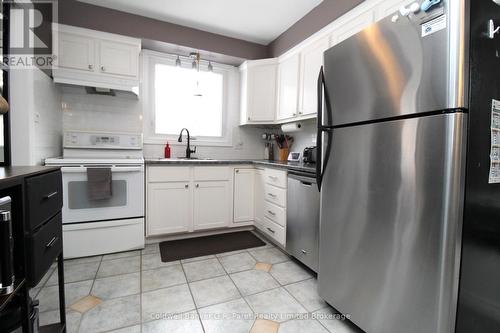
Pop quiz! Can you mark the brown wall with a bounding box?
[269,0,364,57]
[58,0,268,60]
[59,0,363,60]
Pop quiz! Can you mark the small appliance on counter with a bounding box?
[302,146,317,164]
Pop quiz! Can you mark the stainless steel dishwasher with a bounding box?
[286,170,320,272]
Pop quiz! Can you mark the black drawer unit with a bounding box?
[25,170,62,231]
[27,212,62,287]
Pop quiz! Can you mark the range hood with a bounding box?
[52,74,140,96]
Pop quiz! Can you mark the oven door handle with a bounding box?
[60,166,143,173]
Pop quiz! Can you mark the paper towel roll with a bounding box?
[281,122,302,133]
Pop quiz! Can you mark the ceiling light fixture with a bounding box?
[208,61,213,72]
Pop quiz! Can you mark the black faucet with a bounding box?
[177,128,196,158]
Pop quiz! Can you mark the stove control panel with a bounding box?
[64,131,142,150]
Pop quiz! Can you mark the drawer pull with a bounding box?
[267,210,276,216]
[301,249,307,254]
[266,227,275,234]
[44,191,58,200]
[267,193,277,198]
[46,237,58,249]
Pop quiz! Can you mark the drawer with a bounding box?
[194,166,230,181]
[26,170,63,231]
[148,166,190,182]
[27,212,62,287]
[264,200,286,227]
[264,184,286,207]
[265,168,287,189]
[256,217,285,246]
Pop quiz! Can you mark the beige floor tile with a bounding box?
[250,319,280,333]
[70,295,102,313]
[255,262,272,272]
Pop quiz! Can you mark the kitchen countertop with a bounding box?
[0,166,60,187]
[145,158,316,174]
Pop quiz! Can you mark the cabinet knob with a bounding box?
[293,113,297,116]
[236,169,239,173]
[88,64,93,70]
[101,66,106,71]
[185,184,189,189]
[248,117,251,121]
[298,111,303,115]
[196,184,199,188]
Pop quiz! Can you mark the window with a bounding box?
[143,51,233,146]
[154,65,223,137]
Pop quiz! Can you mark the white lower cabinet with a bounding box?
[254,169,265,224]
[146,166,233,236]
[146,165,287,243]
[147,182,191,235]
[233,168,255,223]
[194,181,231,230]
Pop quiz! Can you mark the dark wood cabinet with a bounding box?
[0,167,65,333]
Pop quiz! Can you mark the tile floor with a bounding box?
[31,233,362,333]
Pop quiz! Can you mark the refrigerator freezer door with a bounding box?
[318,112,466,333]
[323,6,467,127]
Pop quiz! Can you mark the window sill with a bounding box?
[144,137,233,147]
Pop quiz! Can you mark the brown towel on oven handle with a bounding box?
[87,168,112,200]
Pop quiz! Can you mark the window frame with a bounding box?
[142,50,233,147]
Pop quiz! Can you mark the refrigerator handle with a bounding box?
[316,67,324,190]
[316,66,334,191]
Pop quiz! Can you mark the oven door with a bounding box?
[60,165,144,224]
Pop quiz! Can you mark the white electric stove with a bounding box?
[45,131,145,258]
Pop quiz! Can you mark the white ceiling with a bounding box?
[77,0,323,45]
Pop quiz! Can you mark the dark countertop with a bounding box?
[0,166,61,187]
[145,158,316,174]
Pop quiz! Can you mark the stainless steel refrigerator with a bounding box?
[316,1,469,333]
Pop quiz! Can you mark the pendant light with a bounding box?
[189,52,203,97]
[175,55,181,67]
[208,61,213,72]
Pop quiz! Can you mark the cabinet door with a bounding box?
[330,11,374,46]
[277,54,300,121]
[247,63,277,122]
[233,169,255,223]
[194,181,230,230]
[375,0,414,21]
[98,40,139,77]
[147,182,191,236]
[58,32,95,71]
[254,169,265,224]
[299,37,330,116]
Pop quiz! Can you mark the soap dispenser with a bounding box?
[164,142,171,159]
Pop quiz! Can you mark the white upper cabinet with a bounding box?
[277,54,300,121]
[98,40,139,77]
[298,36,330,117]
[233,168,255,223]
[330,11,375,46]
[374,0,415,21]
[58,32,95,72]
[53,24,141,93]
[240,59,278,124]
